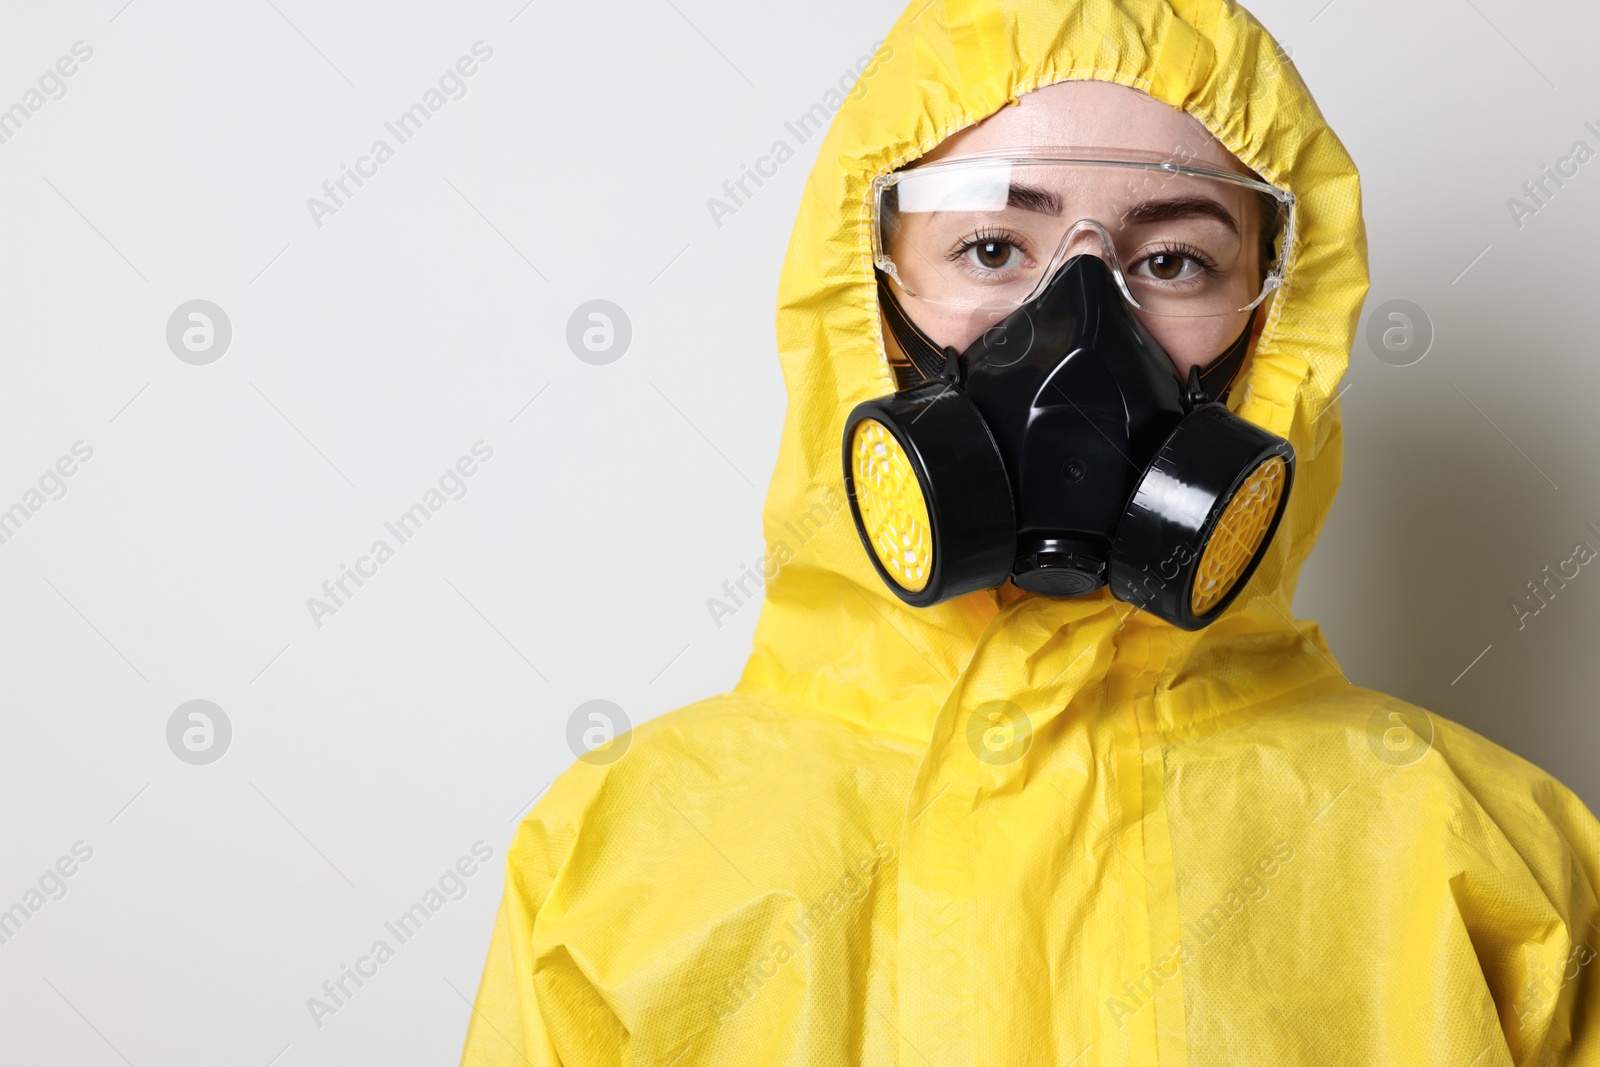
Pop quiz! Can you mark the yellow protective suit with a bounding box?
[462,1,1600,1063]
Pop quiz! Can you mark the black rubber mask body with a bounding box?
[843,254,1295,630]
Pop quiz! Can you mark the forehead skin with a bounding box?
[922,79,1256,179]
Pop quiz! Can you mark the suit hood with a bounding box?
[736,0,1370,742]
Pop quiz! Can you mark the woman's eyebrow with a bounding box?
[1005,183,1063,215]
[1001,186,1241,235]
[1120,196,1240,234]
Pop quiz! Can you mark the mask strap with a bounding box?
[877,271,955,384]
[1196,306,1259,405]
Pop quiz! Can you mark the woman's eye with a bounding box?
[963,240,1025,271]
[1140,252,1200,281]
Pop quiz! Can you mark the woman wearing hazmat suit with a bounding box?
[462,0,1600,1063]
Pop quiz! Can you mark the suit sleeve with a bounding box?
[1436,721,1600,1065]
[1518,775,1600,1066]
[460,801,576,1066]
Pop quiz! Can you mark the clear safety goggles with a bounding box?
[871,149,1296,319]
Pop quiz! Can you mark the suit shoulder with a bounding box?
[504,689,914,887]
[1196,683,1600,858]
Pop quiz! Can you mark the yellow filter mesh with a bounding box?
[850,419,933,592]
[1190,455,1287,617]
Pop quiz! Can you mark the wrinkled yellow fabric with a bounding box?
[462,1,1600,1063]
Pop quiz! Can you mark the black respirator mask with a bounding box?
[842,253,1294,631]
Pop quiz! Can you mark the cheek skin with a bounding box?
[929,304,1008,353]
[1138,310,1253,377]
[887,298,999,355]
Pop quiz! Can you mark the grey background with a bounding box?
[0,0,1595,1062]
